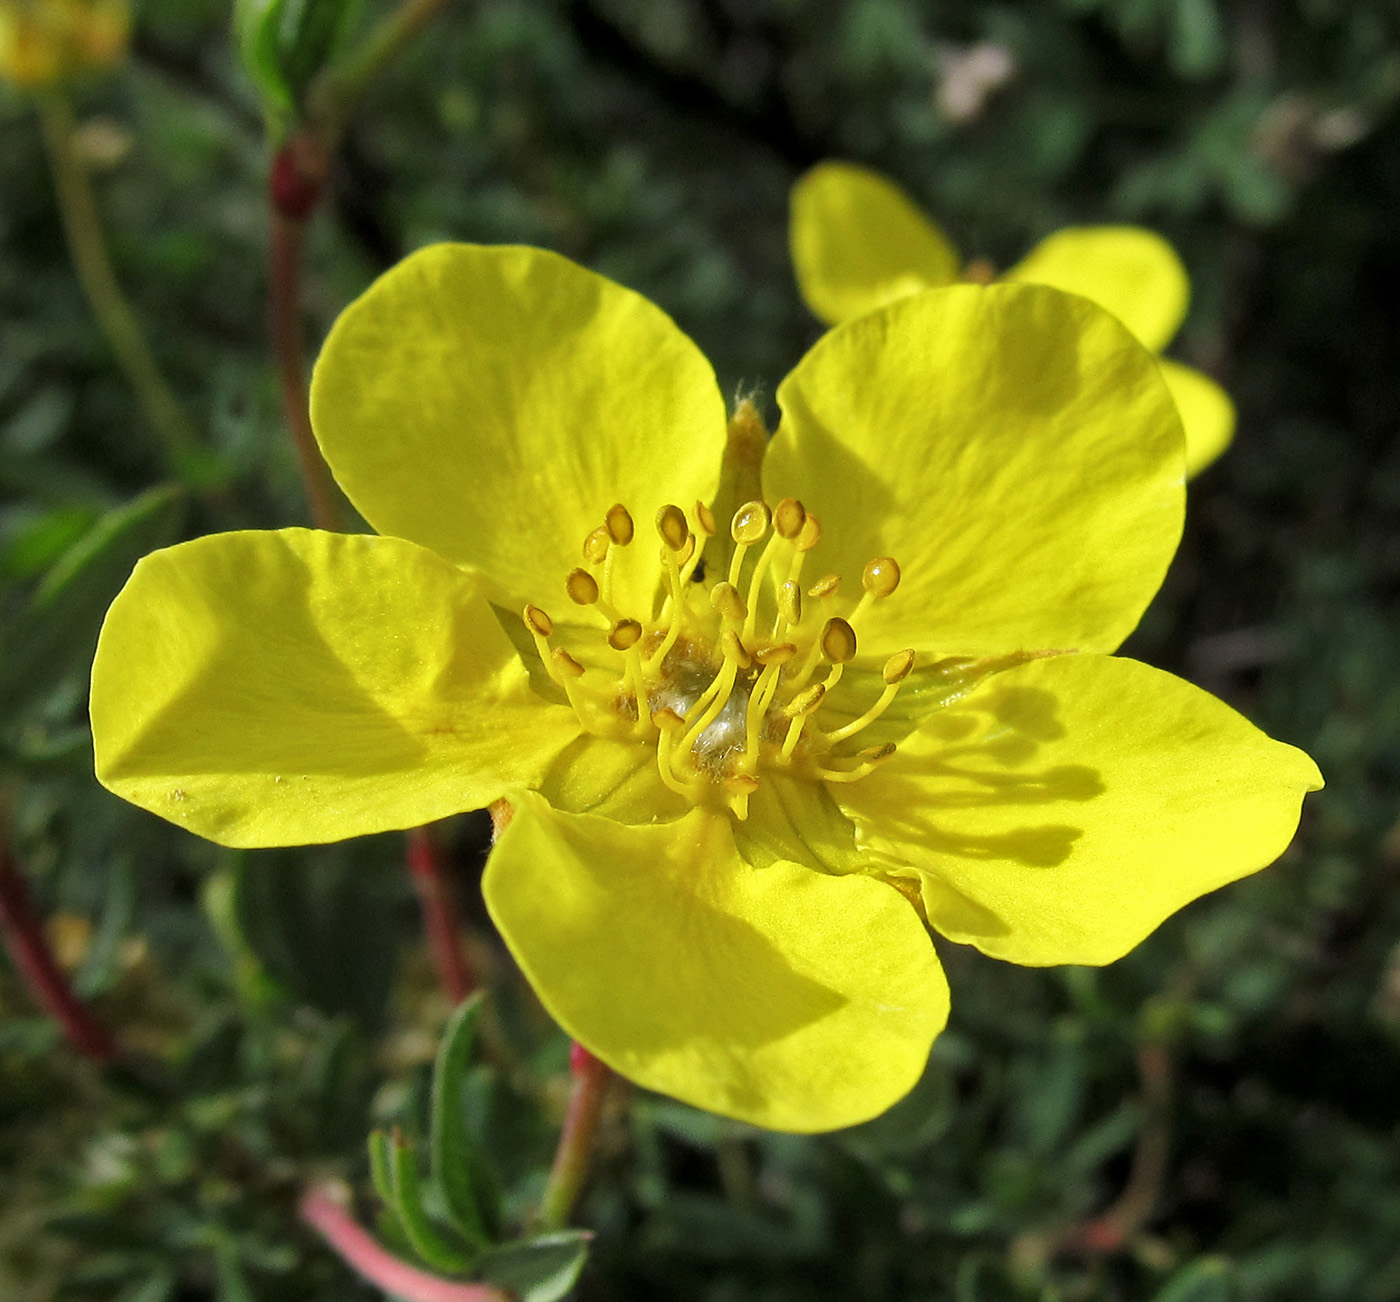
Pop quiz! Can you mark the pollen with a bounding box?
[521,494,912,818]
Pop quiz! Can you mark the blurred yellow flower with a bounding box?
[791,161,1235,475]
[90,244,1318,1131]
[0,0,129,88]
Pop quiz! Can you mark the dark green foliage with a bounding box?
[3,0,1400,1298]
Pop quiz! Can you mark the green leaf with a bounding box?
[234,0,296,117]
[430,993,498,1250]
[280,0,369,106]
[234,0,367,119]
[0,484,184,727]
[388,1132,475,1274]
[1153,1256,1236,1302]
[475,1231,592,1302]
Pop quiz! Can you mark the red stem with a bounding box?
[406,825,475,1004]
[300,1184,508,1301]
[0,837,120,1063]
[267,139,343,533]
[537,1042,613,1229]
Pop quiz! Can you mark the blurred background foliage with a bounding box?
[3,0,1400,1298]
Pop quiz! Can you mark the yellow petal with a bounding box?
[768,283,1185,657]
[834,654,1322,966]
[483,794,949,1132]
[310,244,728,616]
[790,162,960,326]
[1006,226,1189,354]
[1159,358,1235,476]
[91,529,581,847]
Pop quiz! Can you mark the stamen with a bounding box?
[774,580,802,639]
[780,682,825,760]
[656,504,690,552]
[605,503,635,546]
[742,531,784,641]
[710,581,748,626]
[725,772,760,820]
[727,499,771,588]
[808,574,841,600]
[784,512,822,587]
[695,500,717,538]
[820,742,897,783]
[773,497,806,540]
[820,649,915,744]
[522,604,560,682]
[583,527,610,565]
[551,647,598,719]
[850,556,902,624]
[817,616,857,695]
[676,532,702,584]
[608,619,643,651]
[566,567,600,606]
[654,707,697,797]
[742,645,794,765]
[678,632,747,754]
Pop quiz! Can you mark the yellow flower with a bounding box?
[0,0,129,88]
[790,161,1235,476]
[89,244,1319,1132]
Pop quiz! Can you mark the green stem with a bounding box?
[36,89,206,481]
[537,1043,612,1230]
[308,0,458,138]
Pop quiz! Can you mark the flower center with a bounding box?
[522,497,912,820]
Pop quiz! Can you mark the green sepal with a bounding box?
[475,1231,593,1302]
[430,993,499,1250]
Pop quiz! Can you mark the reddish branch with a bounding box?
[0,837,120,1063]
[1059,1041,1174,1255]
[300,1184,508,1301]
[537,1042,613,1229]
[406,824,475,1005]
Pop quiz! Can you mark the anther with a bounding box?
[608,619,643,651]
[552,648,585,679]
[862,557,902,599]
[785,684,826,716]
[753,642,796,668]
[808,574,841,600]
[656,505,690,551]
[777,581,802,627]
[730,500,771,546]
[821,652,913,744]
[695,500,717,537]
[883,649,916,684]
[605,503,635,546]
[566,568,600,605]
[773,498,806,540]
[820,742,898,784]
[795,514,821,552]
[523,604,559,683]
[721,629,752,670]
[583,527,611,564]
[654,707,686,732]
[726,773,760,796]
[780,682,825,760]
[821,617,858,664]
[710,581,748,623]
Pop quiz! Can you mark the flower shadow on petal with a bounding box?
[844,681,1104,872]
[101,552,430,786]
